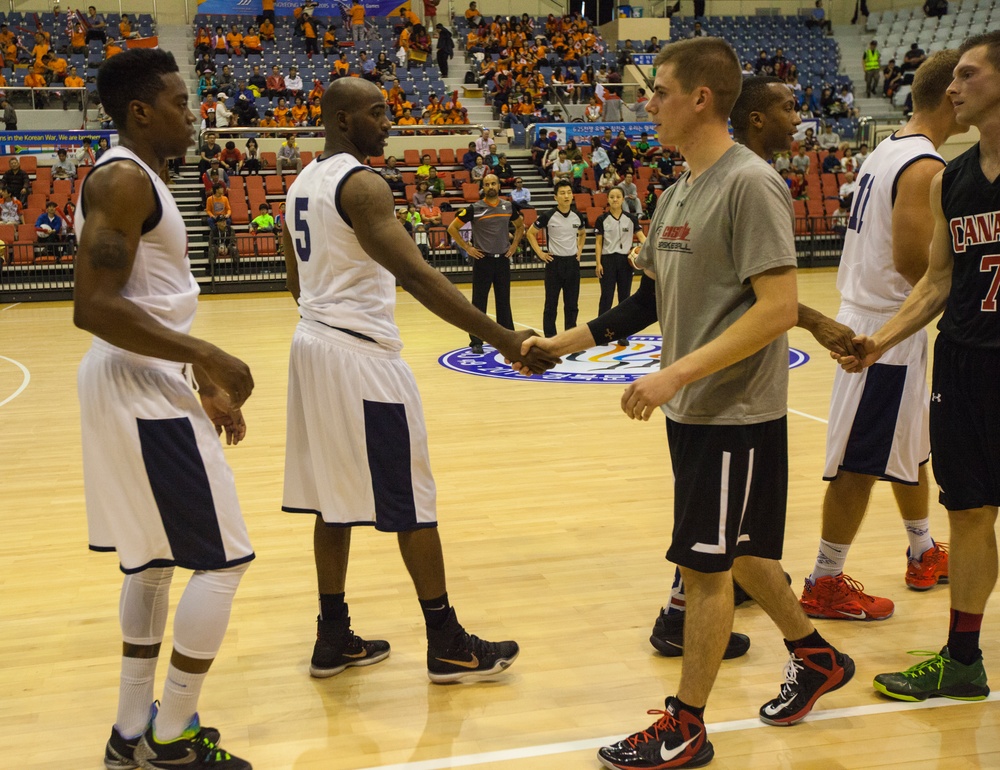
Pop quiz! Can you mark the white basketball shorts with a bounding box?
[824,304,929,484]
[78,340,254,574]
[282,320,438,530]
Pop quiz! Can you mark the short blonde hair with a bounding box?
[654,38,742,120]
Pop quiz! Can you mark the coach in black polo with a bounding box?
[448,173,525,355]
[527,179,587,337]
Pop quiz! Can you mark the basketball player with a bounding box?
[838,31,1000,703]
[446,172,524,355]
[73,49,254,770]
[800,51,965,623]
[519,41,853,768]
[649,76,846,660]
[594,185,645,346]
[281,78,557,685]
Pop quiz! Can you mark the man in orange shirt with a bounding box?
[104,37,124,59]
[349,0,366,43]
[205,183,232,232]
[331,52,350,79]
[300,12,319,58]
[465,1,482,27]
[322,25,337,55]
[119,14,140,39]
[259,17,275,41]
[25,69,48,107]
[260,0,276,24]
[226,24,243,55]
[63,65,87,109]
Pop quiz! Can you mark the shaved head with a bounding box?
[321,78,391,159]
[321,77,383,125]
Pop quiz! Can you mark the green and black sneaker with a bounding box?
[873,647,989,702]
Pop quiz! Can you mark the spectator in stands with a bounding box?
[801,126,819,151]
[232,94,258,126]
[419,193,442,225]
[212,24,227,56]
[44,51,69,85]
[790,170,808,199]
[831,198,850,235]
[104,36,123,59]
[216,64,234,95]
[623,87,649,120]
[241,138,262,174]
[276,134,302,174]
[799,85,820,116]
[95,136,110,162]
[0,188,23,224]
[119,13,140,39]
[198,132,223,173]
[839,170,857,205]
[510,177,531,207]
[205,182,232,231]
[855,143,869,166]
[63,65,87,109]
[645,36,660,53]
[791,146,811,173]
[285,66,304,97]
[590,136,611,181]
[818,122,840,150]
[25,69,48,108]
[331,51,350,79]
[3,157,29,204]
[244,25,262,55]
[216,92,235,128]
[60,201,77,252]
[883,58,902,97]
[347,0,365,42]
[822,86,847,117]
[613,135,635,175]
[300,12,322,58]
[923,0,948,17]
[617,171,641,215]
[74,140,95,168]
[822,147,840,173]
[380,155,405,192]
[195,26,212,55]
[248,64,266,94]
[495,154,516,187]
[471,155,489,184]
[840,85,859,117]
[35,201,64,254]
[806,0,833,34]
[584,96,602,122]
[259,16,275,42]
[195,52,214,77]
[68,21,87,54]
[291,95,309,126]
[901,42,927,82]
[755,49,773,75]
[250,203,276,233]
[840,147,859,174]
[207,218,238,268]
[774,151,791,173]
[198,70,218,99]
[465,1,482,28]
[200,92,218,128]
[52,148,76,180]
[689,21,706,38]
[863,39,881,97]
[266,65,286,99]
[551,149,572,186]
[606,65,623,98]
[219,140,242,170]
[598,165,621,193]
[411,180,431,207]
[462,142,480,171]
[85,6,107,43]
[201,162,229,205]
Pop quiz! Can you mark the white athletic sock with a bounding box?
[154,665,206,742]
[903,518,934,560]
[115,657,157,739]
[810,539,852,582]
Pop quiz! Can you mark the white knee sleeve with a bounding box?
[119,567,174,647]
[171,563,249,660]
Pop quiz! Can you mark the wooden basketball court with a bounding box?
[1,270,997,769]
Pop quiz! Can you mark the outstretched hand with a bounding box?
[200,391,248,445]
[498,329,561,375]
[833,334,882,373]
[810,316,859,358]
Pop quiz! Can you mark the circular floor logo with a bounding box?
[439,335,809,383]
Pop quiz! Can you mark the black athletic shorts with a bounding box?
[665,416,788,573]
[930,336,1000,511]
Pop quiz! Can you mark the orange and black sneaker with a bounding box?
[598,697,714,769]
[759,645,855,726]
[800,573,894,621]
[426,607,518,683]
[310,610,390,678]
[905,542,949,591]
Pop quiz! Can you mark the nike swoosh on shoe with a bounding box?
[763,694,797,716]
[660,734,699,762]
[435,654,480,669]
[152,748,199,766]
[836,610,867,619]
[343,650,369,659]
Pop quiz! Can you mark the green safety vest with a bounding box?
[864,48,881,70]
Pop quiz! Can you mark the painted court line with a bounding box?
[1,302,20,311]
[365,695,998,770]
[0,355,30,407]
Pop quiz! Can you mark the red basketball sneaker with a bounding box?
[800,573,894,621]
[905,542,949,591]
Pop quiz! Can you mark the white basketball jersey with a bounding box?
[285,153,402,351]
[836,133,944,311]
[76,146,199,338]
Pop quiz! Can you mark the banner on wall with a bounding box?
[0,130,117,157]
[196,0,410,17]
[532,122,656,146]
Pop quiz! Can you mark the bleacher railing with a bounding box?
[1,86,87,112]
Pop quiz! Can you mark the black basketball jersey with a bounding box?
[939,144,1000,349]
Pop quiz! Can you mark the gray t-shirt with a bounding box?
[634,143,796,425]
